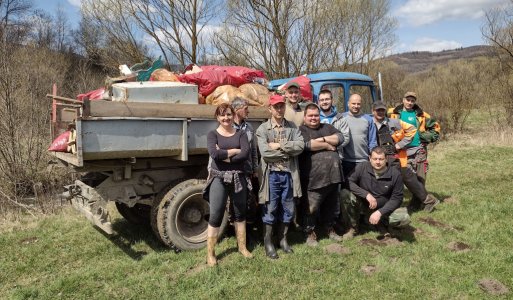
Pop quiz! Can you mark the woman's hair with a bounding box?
[215,103,235,117]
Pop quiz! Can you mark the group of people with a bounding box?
[203,82,441,266]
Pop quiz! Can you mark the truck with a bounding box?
[49,72,377,251]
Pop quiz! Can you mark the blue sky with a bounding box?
[36,0,509,54]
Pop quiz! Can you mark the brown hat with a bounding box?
[404,91,417,99]
[269,94,285,105]
[372,101,386,110]
[284,81,300,90]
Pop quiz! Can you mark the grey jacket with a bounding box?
[256,118,304,204]
[331,112,351,160]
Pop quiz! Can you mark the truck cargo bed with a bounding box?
[51,99,269,167]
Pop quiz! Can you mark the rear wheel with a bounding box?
[115,202,151,225]
[158,179,228,251]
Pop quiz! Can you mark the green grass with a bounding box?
[2,140,513,299]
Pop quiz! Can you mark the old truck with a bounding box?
[49,72,376,251]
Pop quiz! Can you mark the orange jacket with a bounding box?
[388,104,441,144]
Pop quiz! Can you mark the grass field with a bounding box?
[1,128,512,299]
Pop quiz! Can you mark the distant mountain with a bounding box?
[385,45,494,73]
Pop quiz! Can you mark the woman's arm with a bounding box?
[207,131,228,161]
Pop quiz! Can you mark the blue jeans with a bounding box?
[262,171,295,225]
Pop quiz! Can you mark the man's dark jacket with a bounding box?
[348,161,403,216]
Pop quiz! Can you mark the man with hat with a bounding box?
[256,94,304,259]
[389,92,441,212]
[284,81,303,112]
[372,100,439,216]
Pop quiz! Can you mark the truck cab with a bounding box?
[268,71,377,113]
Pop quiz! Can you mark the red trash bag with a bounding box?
[77,88,105,101]
[179,65,266,97]
[48,131,70,152]
[280,75,313,101]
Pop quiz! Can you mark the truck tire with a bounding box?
[115,202,151,225]
[151,179,196,247]
[160,179,228,251]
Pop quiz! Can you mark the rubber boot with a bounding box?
[278,223,293,253]
[235,221,253,258]
[206,226,219,266]
[206,236,217,266]
[264,224,278,259]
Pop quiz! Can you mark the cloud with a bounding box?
[396,0,508,26]
[67,0,82,7]
[406,37,462,52]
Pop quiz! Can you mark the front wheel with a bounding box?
[159,179,228,251]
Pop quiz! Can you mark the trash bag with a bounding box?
[131,56,164,81]
[239,83,270,106]
[150,68,179,82]
[179,65,266,97]
[76,88,106,101]
[48,131,71,152]
[205,85,244,105]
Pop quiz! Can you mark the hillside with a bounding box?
[386,45,494,73]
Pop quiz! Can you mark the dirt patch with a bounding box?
[361,265,378,276]
[414,227,438,239]
[312,268,325,274]
[478,279,510,295]
[381,237,402,246]
[186,263,207,276]
[447,241,471,252]
[419,217,464,231]
[19,236,38,245]
[325,243,351,255]
[360,237,402,247]
[443,197,459,204]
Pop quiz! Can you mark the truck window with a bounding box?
[320,84,345,112]
[349,85,373,114]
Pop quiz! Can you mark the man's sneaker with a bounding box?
[423,194,440,213]
[328,228,343,242]
[342,228,357,240]
[306,231,319,247]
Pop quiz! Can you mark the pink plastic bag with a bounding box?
[77,88,105,101]
[48,131,70,152]
[179,65,266,97]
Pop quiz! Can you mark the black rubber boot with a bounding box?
[279,223,293,253]
[264,224,278,259]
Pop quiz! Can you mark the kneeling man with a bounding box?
[348,146,410,233]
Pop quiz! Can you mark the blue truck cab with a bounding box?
[268,72,377,114]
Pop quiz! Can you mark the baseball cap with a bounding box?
[269,95,285,105]
[404,91,417,99]
[372,101,386,110]
[284,81,300,90]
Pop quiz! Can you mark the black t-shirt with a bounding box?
[207,130,249,172]
[299,124,343,190]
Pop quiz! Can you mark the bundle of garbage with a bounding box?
[74,58,271,106]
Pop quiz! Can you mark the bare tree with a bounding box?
[214,0,307,78]
[80,0,148,71]
[482,1,513,124]
[0,0,32,43]
[213,0,396,79]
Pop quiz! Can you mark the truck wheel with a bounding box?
[151,179,196,247]
[160,179,228,251]
[115,202,151,225]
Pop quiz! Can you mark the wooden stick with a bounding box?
[46,94,83,105]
